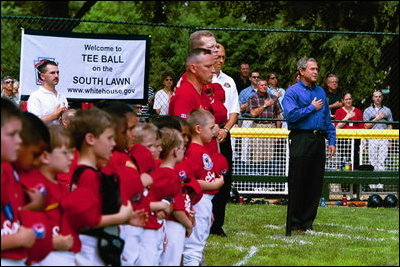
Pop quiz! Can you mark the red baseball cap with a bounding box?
[182,177,203,205]
[129,144,156,174]
[211,83,226,103]
[212,152,229,176]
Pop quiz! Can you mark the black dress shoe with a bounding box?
[218,229,227,237]
[210,228,227,237]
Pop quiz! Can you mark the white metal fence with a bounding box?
[231,128,399,197]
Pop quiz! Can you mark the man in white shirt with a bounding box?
[27,60,68,124]
[210,43,240,237]
[363,90,393,171]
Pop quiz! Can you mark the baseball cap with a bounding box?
[129,144,156,174]
[212,152,229,176]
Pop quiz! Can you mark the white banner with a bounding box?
[20,29,150,102]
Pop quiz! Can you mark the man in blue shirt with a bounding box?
[282,57,336,236]
[237,72,259,163]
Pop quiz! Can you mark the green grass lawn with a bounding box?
[204,203,399,266]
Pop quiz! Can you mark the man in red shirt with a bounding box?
[169,48,214,119]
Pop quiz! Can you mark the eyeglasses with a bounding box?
[269,77,277,80]
[59,149,74,157]
[4,80,14,84]
[251,76,260,79]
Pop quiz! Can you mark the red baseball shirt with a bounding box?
[20,169,71,259]
[169,78,212,119]
[185,143,219,195]
[102,150,144,205]
[1,162,27,260]
[145,167,182,229]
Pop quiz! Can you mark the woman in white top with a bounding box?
[267,72,286,127]
[153,74,174,115]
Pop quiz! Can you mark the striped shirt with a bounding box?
[248,91,282,119]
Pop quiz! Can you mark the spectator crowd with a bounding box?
[1,29,394,266]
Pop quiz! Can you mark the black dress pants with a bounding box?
[287,131,326,230]
[211,132,233,232]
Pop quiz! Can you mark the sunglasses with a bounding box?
[251,76,260,79]
[269,77,277,80]
[4,80,14,84]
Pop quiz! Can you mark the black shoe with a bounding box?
[210,228,227,237]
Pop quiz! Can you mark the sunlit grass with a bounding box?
[204,204,399,266]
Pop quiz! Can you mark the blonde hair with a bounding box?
[48,124,72,152]
[187,109,214,134]
[134,122,159,144]
[159,128,183,159]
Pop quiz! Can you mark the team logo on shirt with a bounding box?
[178,171,190,183]
[52,226,60,236]
[205,171,216,182]
[178,171,187,179]
[202,154,213,171]
[35,183,47,196]
[224,82,231,88]
[32,223,46,239]
[1,220,20,236]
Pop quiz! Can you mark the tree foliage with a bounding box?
[1,1,398,118]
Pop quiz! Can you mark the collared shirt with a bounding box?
[153,89,171,115]
[232,73,251,94]
[363,105,393,129]
[325,88,343,115]
[267,87,285,111]
[248,91,282,119]
[212,71,240,116]
[168,78,211,119]
[282,81,336,145]
[238,85,257,117]
[27,86,68,124]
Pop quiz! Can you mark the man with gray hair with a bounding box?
[282,57,336,236]
[189,30,218,52]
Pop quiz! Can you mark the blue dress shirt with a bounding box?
[282,81,336,145]
[238,85,257,117]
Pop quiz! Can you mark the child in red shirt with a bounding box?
[20,125,75,265]
[1,98,36,266]
[183,109,224,266]
[68,107,133,266]
[158,128,194,266]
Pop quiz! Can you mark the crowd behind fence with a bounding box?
[1,15,399,123]
[228,126,398,198]
[1,15,399,199]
